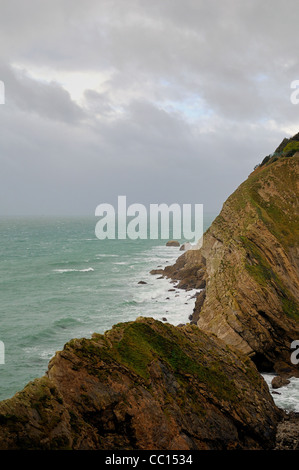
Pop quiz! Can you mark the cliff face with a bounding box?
[163,152,299,371]
[1,140,297,451]
[0,318,281,450]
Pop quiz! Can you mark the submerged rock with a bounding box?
[166,240,180,247]
[0,318,281,450]
[150,269,164,276]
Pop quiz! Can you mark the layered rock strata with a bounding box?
[0,318,281,450]
[157,153,299,372]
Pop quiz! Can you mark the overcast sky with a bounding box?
[0,0,299,216]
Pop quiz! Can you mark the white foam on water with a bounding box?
[262,373,299,412]
[53,267,94,273]
[95,254,118,258]
[122,245,200,326]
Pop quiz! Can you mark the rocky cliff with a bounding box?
[162,149,299,372]
[1,138,298,451]
[0,318,281,450]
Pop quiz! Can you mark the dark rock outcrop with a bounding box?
[166,240,180,247]
[190,290,206,324]
[0,318,281,450]
[271,376,290,389]
[156,250,206,290]
[275,412,299,450]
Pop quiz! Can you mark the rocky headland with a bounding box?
[161,145,299,377]
[0,135,298,450]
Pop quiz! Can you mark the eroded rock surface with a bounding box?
[0,318,281,450]
[158,153,299,371]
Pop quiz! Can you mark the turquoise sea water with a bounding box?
[1,215,298,413]
[0,215,214,401]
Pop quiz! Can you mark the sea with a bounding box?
[0,215,298,413]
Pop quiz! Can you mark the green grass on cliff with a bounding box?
[73,321,238,403]
[240,235,299,321]
[228,155,298,248]
[112,321,238,401]
[281,141,299,157]
[218,155,299,321]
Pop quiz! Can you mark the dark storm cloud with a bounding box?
[0,0,298,215]
[0,63,85,123]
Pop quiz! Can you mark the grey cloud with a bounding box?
[0,63,84,123]
[0,0,298,216]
